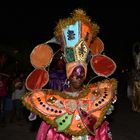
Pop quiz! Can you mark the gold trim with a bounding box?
[54,9,100,42]
[47,88,90,99]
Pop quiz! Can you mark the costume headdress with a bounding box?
[25,8,116,91]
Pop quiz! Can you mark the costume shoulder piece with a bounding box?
[22,78,117,136]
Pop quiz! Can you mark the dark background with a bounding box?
[0,1,139,75]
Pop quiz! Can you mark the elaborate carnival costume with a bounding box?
[22,9,117,140]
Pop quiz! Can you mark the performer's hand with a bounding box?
[28,112,37,121]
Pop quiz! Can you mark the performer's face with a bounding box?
[69,65,85,89]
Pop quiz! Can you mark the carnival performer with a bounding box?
[22,9,117,140]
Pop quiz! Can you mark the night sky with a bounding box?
[0,2,139,74]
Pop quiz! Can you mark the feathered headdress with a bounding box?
[25,9,116,91]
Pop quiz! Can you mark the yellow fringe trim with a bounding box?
[47,87,90,99]
[54,8,100,41]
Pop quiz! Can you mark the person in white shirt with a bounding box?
[12,82,26,121]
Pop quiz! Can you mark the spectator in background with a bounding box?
[0,74,8,124]
[131,42,140,112]
[11,81,26,122]
[48,49,67,91]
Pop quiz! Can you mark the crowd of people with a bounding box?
[0,72,28,126]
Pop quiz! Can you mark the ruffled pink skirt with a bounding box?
[35,121,112,140]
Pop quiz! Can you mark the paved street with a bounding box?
[0,119,36,140]
[110,96,140,140]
